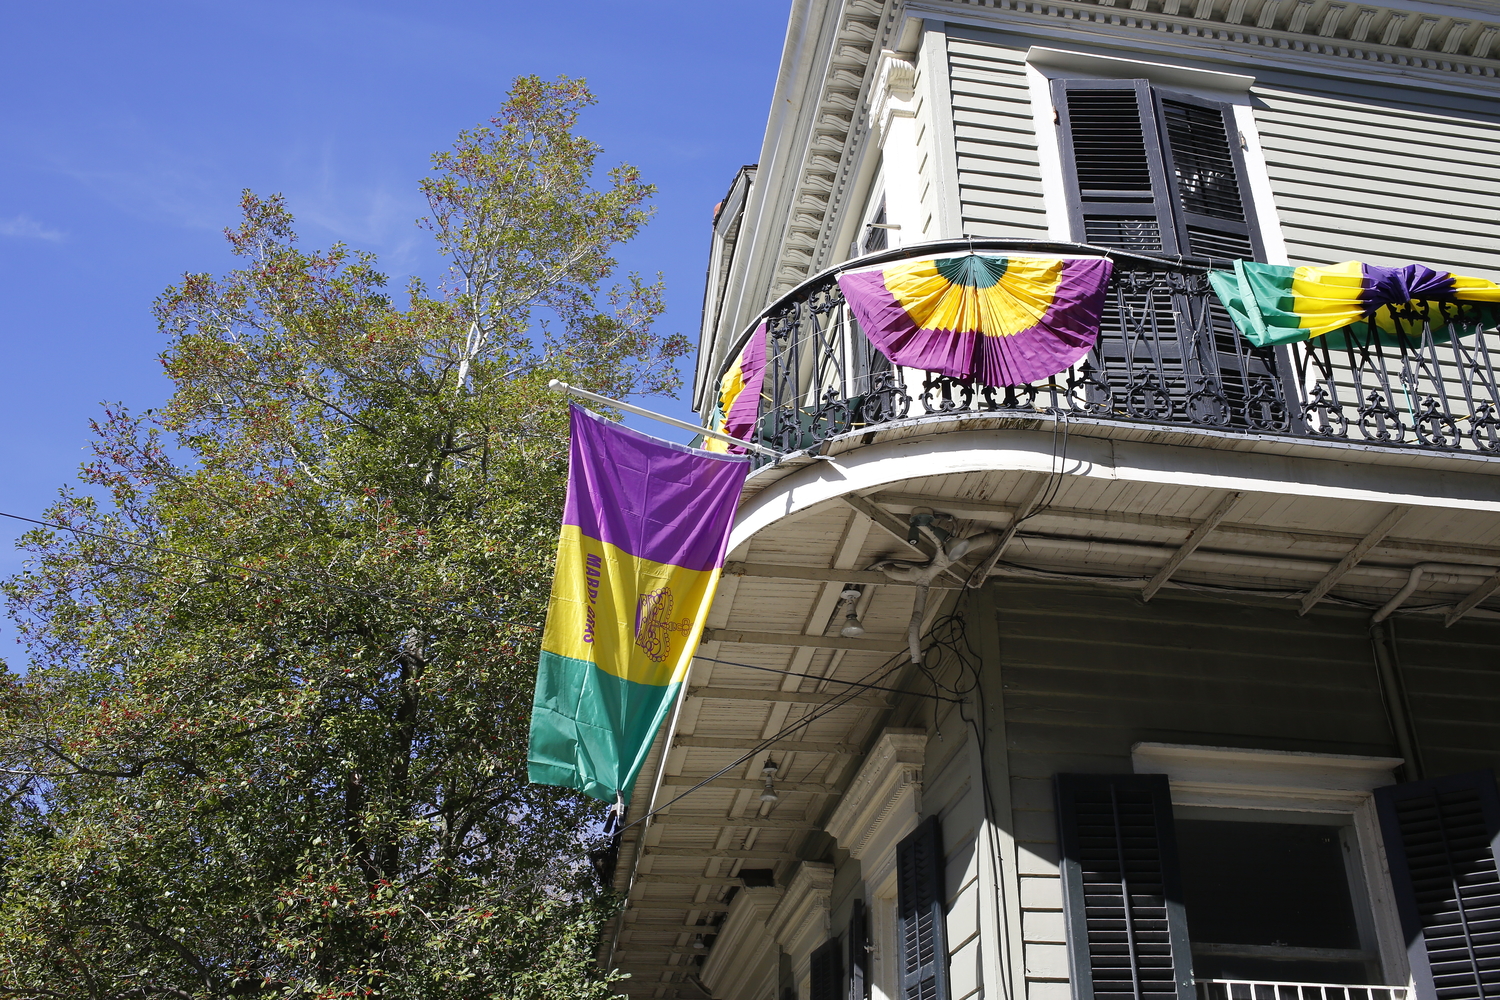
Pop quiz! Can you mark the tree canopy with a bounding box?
[0,75,682,999]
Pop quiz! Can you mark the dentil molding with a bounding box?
[826,729,927,859]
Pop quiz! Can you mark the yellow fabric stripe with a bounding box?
[1290,261,1368,337]
[702,355,746,455]
[542,526,718,688]
[883,257,1060,335]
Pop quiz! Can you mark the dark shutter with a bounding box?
[1375,771,1500,1000]
[811,937,844,1000]
[1053,79,1179,254]
[1153,91,1263,263]
[849,898,870,1000]
[1054,774,1194,1000]
[897,816,950,1000]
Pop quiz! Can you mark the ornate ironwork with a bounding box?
[742,241,1500,466]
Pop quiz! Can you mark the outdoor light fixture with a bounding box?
[759,759,780,803]
[839,587,865,637]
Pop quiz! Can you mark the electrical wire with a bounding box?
[616,648,918,835]
[692,653,962,702]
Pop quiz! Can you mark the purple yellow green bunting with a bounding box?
[703,323,767,454]
[836,253,1115,386]
[1208,259,1500,348]
[528,406,749,804]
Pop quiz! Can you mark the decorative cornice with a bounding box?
[766,862,835,961]
[701,886,785,1000]
[771,0,898,298]
[825,729,927,859]
[930,0,1500,78]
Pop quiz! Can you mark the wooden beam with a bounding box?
[643,846,797,860]
[661,775,840,794]
[840,492,933,557]
[631,874,743,885]
[700,627,907,653]
[1445,570,1500,627]
[1299,505,1413,615]
[722,561,961,590]
[652,815,816,830]
[686,686,889,708]
[967,475,1050,588]
[1141,491,1244,602]
[673,735,860,755]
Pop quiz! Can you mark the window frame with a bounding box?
[1130,742,1410,989]
[1025,49,1288,265]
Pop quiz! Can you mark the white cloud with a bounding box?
[0,214,64,242]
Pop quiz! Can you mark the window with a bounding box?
[1175,811,1381,985]
[1053,79,1264,262]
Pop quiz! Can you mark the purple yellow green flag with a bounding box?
[1208,259,1500,348]
[836,253,1114,386]
[528,406,750,804]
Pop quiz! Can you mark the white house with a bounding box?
[605,4,1500,1000]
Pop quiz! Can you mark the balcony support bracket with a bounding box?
[1141,491,1245,602]
[1299,505,1413,615]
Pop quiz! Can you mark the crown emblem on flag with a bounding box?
[634,587,693,663]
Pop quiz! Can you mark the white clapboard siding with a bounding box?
[945,33,1049,240]
[1255,84,1500,279]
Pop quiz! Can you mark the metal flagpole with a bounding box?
[547,379,785,460]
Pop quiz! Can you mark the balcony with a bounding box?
[1197,982,1409,1000]
[739,239,1500,462]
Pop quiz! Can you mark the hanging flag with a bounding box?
[703,323,768,454]
[528,406,750,804]
[836,253,1114,386]
[1208,259,1500,348]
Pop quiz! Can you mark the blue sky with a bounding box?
[0,1,789,661]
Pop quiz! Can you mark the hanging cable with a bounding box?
[691,654,961,702]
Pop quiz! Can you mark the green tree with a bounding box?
[0,75,683,999]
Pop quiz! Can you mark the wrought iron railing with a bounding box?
[727,239,1500,463]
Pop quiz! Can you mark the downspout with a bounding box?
[1369,620,1424,782]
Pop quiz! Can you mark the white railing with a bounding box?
[1196,980,1409,1000]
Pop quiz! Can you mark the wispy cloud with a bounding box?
[0,214,64,242]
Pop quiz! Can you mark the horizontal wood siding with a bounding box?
[1254,82,1500,278]
[945,33,1049,240]
[978,581,1500,1000]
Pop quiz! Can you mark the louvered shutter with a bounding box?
[1053,79,1179,254]
[811,937,844,1000]
[897,816,950,1000]
[1054,774,1195,1000]
[1375,771,1500,1000]
[1153,91,1263,263]
[849,898,869,1000]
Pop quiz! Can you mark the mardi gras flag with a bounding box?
[703,323,767,454]
[836,253,1114,386]
[528,406,750,804]
[1208,259,1500,349]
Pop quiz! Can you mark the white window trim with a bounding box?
[1024,46,1290,265]
[1132,742,1410,989]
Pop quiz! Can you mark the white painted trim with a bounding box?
[701,885,786,1000]
[1027,45,1256,92]
[1025,61,1071,242]
[826,729,927,860]
[767,861,835,990]
[1132,742,1403,812]
[1131,742,1410,987]
[728,420,1500,556]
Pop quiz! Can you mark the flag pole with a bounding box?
[547,380,785,460]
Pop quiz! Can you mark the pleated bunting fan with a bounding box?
[1208,259,1500,349]
[702,322,767,454]
[836,253,1115,387]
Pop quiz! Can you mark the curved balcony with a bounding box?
[726,239,1500,462]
